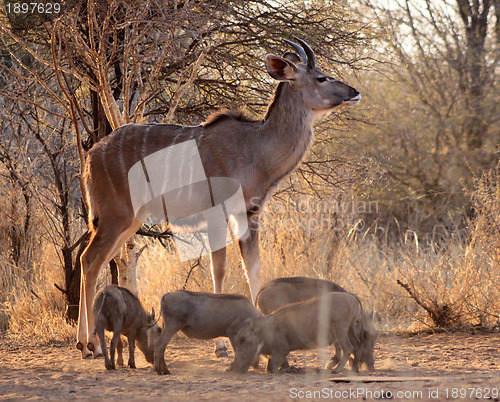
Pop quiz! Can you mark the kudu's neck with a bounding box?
[260,82,315,178]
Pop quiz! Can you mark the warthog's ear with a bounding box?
[144,307,159,330]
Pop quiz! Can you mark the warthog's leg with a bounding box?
[349,331,362,373]
[265,347,288,374]
[211,248,230,358]
[325,344,342,370]
[108,320,123,370]
[95,324,112,370]
[331,327,353,374]
[266,354,287,373]
[116,338,124,366]
[154,319,182,375]
[350,347,361,373]
[108,333,121,370]
[127,333,137,368]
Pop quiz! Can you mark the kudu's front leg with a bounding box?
[211,247,229,357]
[239,215,261,303]
[228,216,262,364]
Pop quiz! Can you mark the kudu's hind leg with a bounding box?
[77,233,110,359]
[77,219,140,358]
[77,271,92,358]
[211,248,229,357]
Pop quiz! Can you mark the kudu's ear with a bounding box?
[266,54,298,81]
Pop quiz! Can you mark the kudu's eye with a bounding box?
[316,76,328,83]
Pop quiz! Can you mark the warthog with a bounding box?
[154,290,263,375]
[256,277,347,314]
[232,292,364,374]
[256,277,378,371]
[92,285,160,370]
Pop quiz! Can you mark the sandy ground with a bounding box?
[0,332,498,401]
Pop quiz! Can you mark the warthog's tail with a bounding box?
[349,293,364,347]
[92,292,107,336]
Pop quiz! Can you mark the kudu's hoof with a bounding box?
[76,342,93,359]
[215,348,229,358]
[86,342,104,358]
[87,342,103,358]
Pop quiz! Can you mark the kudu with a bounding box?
[77,38,360,358]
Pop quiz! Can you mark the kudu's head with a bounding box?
[265,38,360,118]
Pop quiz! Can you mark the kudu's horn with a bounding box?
[294,37,316,70]
[283,39,307,65]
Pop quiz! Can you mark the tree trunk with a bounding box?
[109,259,118,285]
[91,89,113,142]
[62,232,90,323]
[456,0,490,151]
[495,0,500,43]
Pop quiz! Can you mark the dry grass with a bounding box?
[0,243,74,344]
[1,182,500,345]
[136,193,500,333]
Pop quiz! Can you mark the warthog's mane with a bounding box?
[105,285,137,300]
[269,276,316,284]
